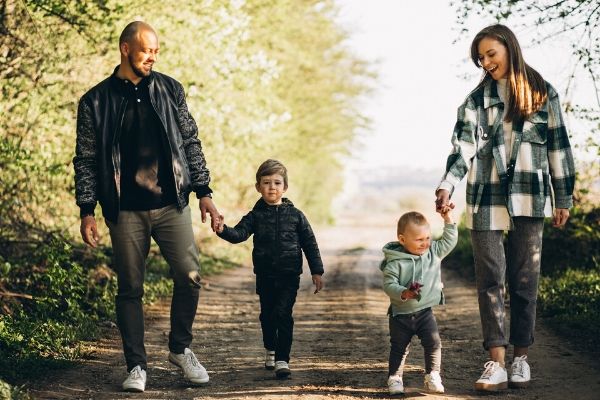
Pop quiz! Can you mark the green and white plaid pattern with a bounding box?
[438,80,575,230]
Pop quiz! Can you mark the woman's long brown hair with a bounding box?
[470,24,547,122]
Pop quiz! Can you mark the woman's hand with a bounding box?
[552,208,570,227]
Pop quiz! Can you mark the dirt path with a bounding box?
[30,219,600,399]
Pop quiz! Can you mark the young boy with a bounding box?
[380,208,457,395]
[216,159,324,378]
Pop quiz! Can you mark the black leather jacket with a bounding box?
[73,68,211,223]
[217,198,324,276]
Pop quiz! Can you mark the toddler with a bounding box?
[380,208,457,394]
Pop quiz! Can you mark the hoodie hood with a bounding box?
[379,241,420,270]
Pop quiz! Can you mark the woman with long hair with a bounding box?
[435,24,575,392]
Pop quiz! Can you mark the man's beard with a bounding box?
[129,54,152,78]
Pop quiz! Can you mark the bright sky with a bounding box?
[335,0,594,173]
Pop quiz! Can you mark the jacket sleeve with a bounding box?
[73,96,98,216]
[298,211,324,275]
[175,81,211,196]
[382,261,407,301]
[437,96,478,196]
[432,223,458,259]
[546,89,575,209]
[217,211,255,243]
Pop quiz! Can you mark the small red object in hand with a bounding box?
[408,281,423,301]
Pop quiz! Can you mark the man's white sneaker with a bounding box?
[168,348,209,384]
[274,361,291,378]
[424,370,445,393]
[387,375,404,395]
[122,365,146,392]
[509,355,531,388]
[475,361,508,391]
[265,350,275,370]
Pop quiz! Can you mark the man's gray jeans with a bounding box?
[471,217,544,350]
[106,205,201,371]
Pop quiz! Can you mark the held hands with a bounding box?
[312,274,323,294]
[199,197,224,232]
[435,189,451,213]
[439,202,455,223]
[215,215,224,234]
[80,215,100,248]
[435,189,455,223]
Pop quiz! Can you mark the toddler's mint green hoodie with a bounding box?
[380,223,458,316]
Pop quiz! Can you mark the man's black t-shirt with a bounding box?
[115,76,177,211]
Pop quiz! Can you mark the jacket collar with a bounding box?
[483,78,503,109]
[253,197,294,209]
[109,65,154,95]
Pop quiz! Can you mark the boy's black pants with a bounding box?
[256,274,300,363]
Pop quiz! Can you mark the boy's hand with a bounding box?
[401,289,419,301]
[215,215,225,234]
[440,202,455,224]
[312,274,323,294]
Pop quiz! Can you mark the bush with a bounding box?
[0,378,32,400]
[541,206,600,275]
[538,267,600,347]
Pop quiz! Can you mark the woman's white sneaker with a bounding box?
[475,361,508,391]
[509,355,531,388]
[424,370,445,393]
[122,365,146,392]
[387,375,404,395]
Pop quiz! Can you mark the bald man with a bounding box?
[74,21,219,392]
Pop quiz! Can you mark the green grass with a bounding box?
[0,235,241,387]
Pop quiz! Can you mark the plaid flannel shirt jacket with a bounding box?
[438,79,575,231]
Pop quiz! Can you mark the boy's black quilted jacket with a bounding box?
[217,198,324,276]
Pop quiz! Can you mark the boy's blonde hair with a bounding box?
[256,159,288,188]
[397,212,429,235]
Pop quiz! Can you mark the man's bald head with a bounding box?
[117,21,159,81]
[119,21,157,46]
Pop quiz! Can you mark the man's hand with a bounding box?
[80,215,99,248]
[199,196,223,232]
[552,208,570,227]
[312,274,323,294]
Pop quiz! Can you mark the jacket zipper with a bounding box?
[276,206,280,265]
